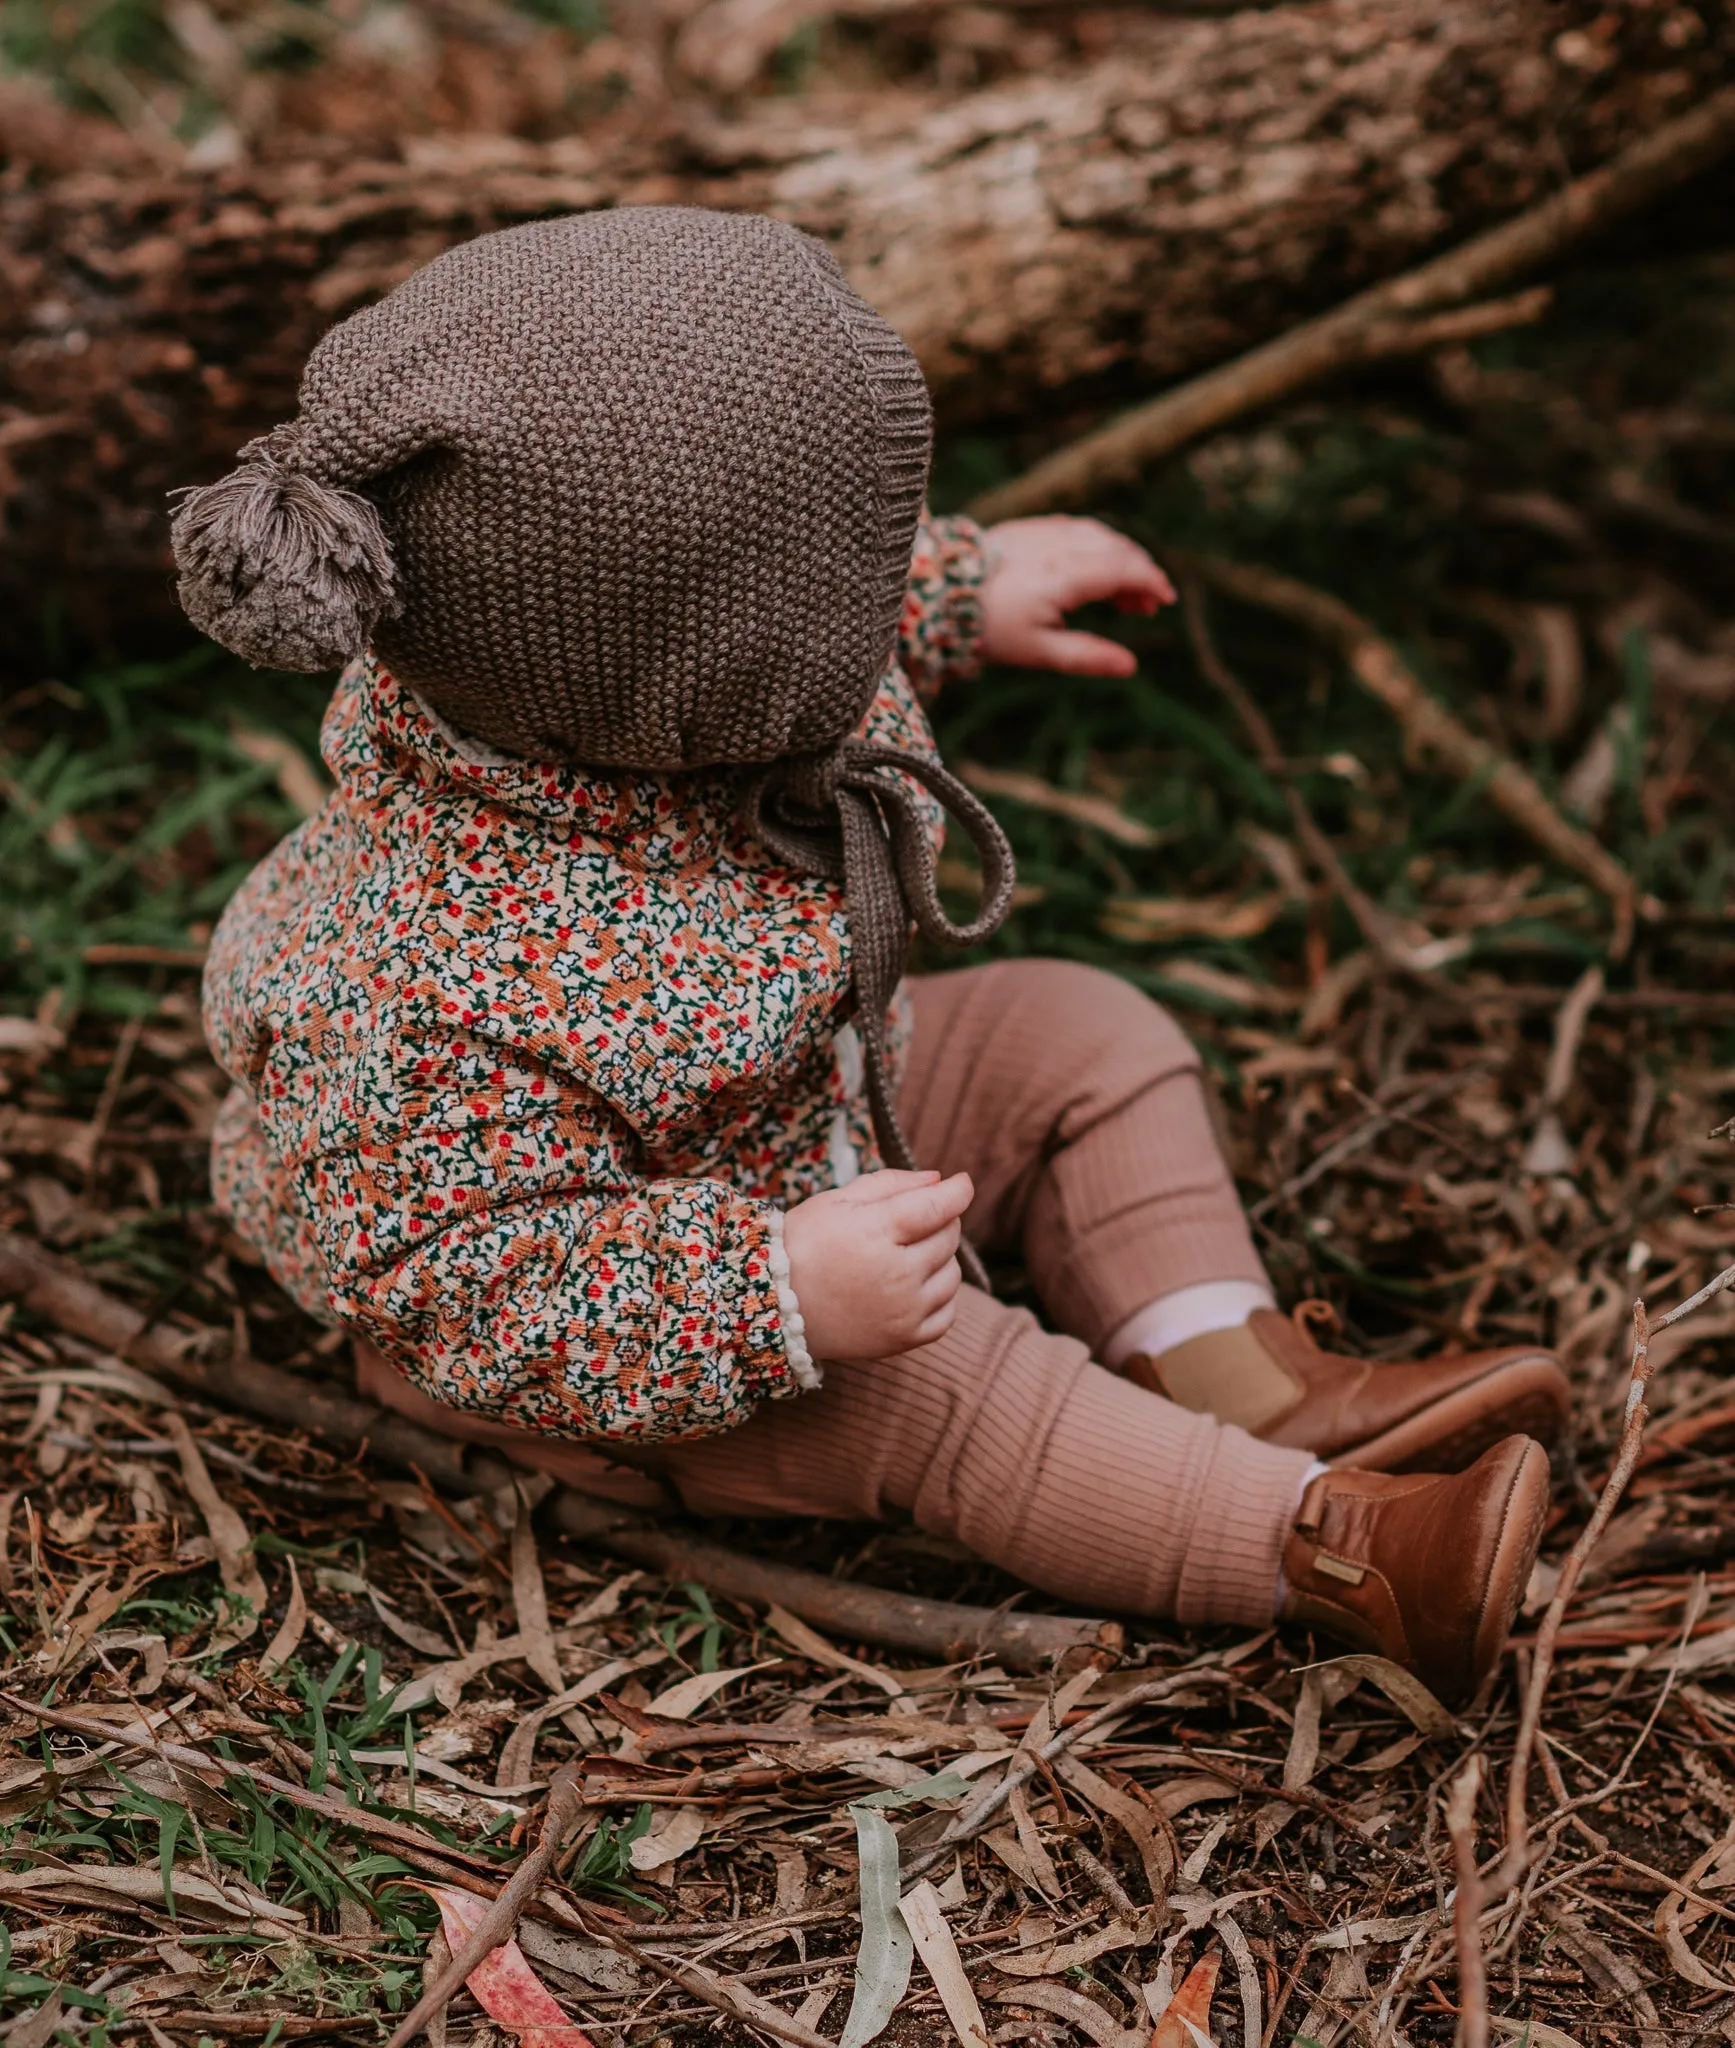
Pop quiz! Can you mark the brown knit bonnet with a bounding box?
[171,206,1014,1197]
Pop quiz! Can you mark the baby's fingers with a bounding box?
[843,1167,942,1206]
[918,1254,962,1311]
[908,1214,963,1278]
[887,1170,974,1244]
[1023,627,1139,677]
[1112,555,1176,613]
[1048,526,1173,613]
[910,1285,961,1349]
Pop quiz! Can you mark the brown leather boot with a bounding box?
[1282,1436,1550,1705]
[1122,1300,1570,1472]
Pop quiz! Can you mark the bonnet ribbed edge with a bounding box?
[796,236,933,686]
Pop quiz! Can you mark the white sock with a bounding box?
[1102,1278,1277,1370]
[1274,1458,1331,1617]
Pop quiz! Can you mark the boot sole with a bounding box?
[1327,1355,1572,1474]
[1469,1437,1552,1697]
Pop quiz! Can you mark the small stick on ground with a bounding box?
[971,86,1735,518]
[1539,965,1606,1112]
[0,1228,1115,1670]
[1068,1839,1138,1922]
[73,1004,150,1190]
[382,1766,584,2048]
[1521,962,1606,1174]
[567,1512,1119,1669]
[1498,1260,1735,1883]
[1445,1758,1489,2048]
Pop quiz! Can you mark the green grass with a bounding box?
[0,0,611,142]
[0,651,328,1014]
[0,1635,527,2016]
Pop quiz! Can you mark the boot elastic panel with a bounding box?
[1127,1322,1305,1436]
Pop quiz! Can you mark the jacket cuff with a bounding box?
[764,1206,820,1389]
[900,513,989,701]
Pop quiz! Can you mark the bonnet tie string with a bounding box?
[744,737,1017,1292]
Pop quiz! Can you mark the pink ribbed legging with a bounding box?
[358,959,1313,1624]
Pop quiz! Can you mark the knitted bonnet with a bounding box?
[171,205,1014,1195]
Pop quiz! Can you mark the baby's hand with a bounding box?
[782,1168,973,1361]
[979,515,1174,677]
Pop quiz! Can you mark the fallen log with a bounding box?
[4,0,1732,660]
[0,1229,1120,1670]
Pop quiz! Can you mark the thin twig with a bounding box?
[382,1766,584,2048]
[1249,1068,1476,1221]
[1498,1307,1657,1877]
[75,1004,150,1193]
[1186,555,1638,940]
[1068,1839,1138,1921]
[1522,963,1605,1174]
[971,86,1735,517]
[1498,1260,1735,1881]
[1181,575,1453,985]
[1540,965,1606,1112]
[1445,1759,1489,2048]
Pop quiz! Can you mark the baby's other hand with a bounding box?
[979,515,1174,677]
[782,1168,973,1361]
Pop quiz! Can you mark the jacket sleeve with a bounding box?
[899,512,989,703]
[284,1025,813,1445]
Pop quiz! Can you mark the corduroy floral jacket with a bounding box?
[206,514,988,1446]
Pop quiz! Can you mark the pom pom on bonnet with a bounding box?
[171,205,1015,1234]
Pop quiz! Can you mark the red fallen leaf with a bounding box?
[1150,1952,1219,2048]
[421,1884,598,2048]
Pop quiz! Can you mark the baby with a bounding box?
[181,209,1569,1702]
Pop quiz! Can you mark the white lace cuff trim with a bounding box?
[765,1209,820,1390]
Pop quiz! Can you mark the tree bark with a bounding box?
[3,0,1731,661]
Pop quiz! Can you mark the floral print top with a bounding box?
[206,514,988,1446]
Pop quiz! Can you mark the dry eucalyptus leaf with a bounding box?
[258,1556,308,1677]
[838,1801,912,2048]
[626,1803,706,1874]
[1490,2022,1586,2048]
[994,1909,1160,1978]
[1152,1772,1238,1819]
[766,1602,904,1695]
[1293,1653,1454,1738]
[646,1657,780,1721]
[162,1413,266,1650]
[517,1920,641,1996]
[898,1879,991,2048]
[509,1479,565,1691]
[0,1863,303,1926]
[1149,1952,1218,2048]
